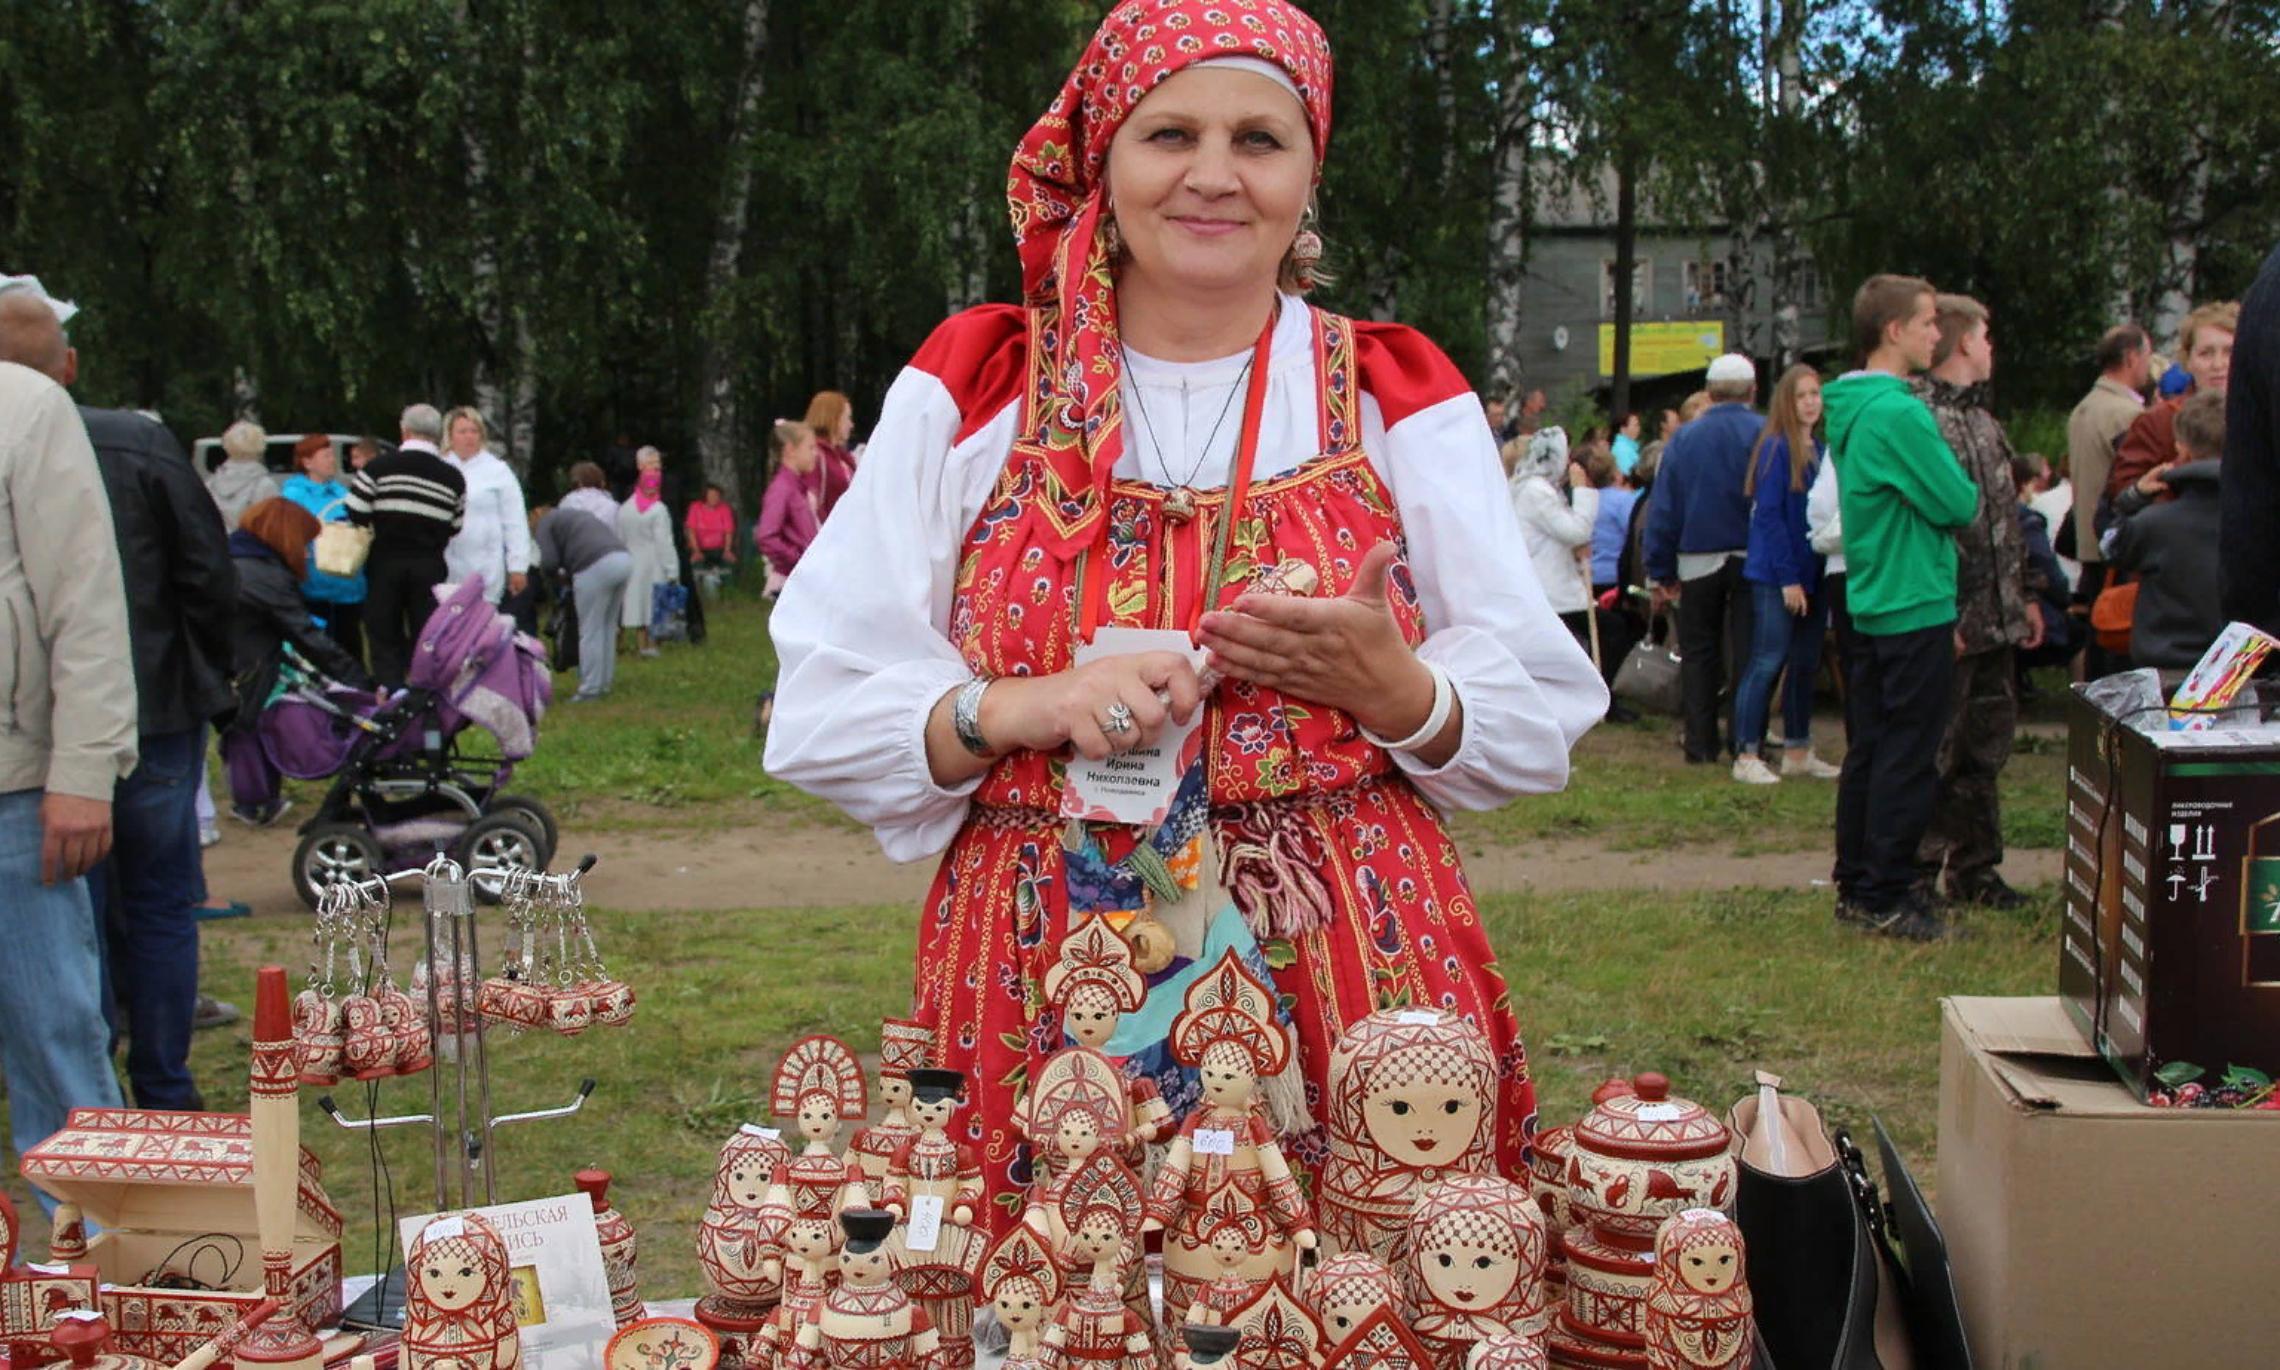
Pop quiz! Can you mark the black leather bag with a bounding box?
[1614,606,1683,715]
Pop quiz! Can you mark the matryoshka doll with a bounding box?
[1303,1251,1398,1347]
[1041,917,1174,1177]
[1641,1211,1755,1370]
[884,1068,987,1370]
[403,1212,522,1370]
[697,1124,794,1360]
[1318,1007,1499,1264]
[1402,1176,1548,1370]
[790,1209,939,1370]
[849,1018,933,1203]
[1467,1334,1551,1370]
[1040,1179,1154,1370]
[981,1225,1064,1370]
[1019,1051,1148,1335]
[1142,951,1316,1333]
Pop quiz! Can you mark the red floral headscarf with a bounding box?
[1006,0,1335,557]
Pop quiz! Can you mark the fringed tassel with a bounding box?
[1259,1025,1315,1137]
[1217,807,1333,938]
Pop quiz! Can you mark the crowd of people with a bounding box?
[1497,269,2271,942]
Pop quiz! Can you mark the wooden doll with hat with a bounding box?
[788,1210,939,1370]
[884,1068,986,1370]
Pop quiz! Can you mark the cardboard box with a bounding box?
[1938,997,2280,1369]
[2059,685,2280,1103]
[19,1108,343,1363]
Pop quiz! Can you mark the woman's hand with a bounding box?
[2137,462,2174,496]
[1198,543,1432,739]
[1782,584,1808,616]
[984,653,1203,761]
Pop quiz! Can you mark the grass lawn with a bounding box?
[142,883,2052,1297]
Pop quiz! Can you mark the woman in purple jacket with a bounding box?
[756,419,824,595]
[1731,365,1835,784]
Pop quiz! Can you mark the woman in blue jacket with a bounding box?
[278,433,367,667]
[1731,365,1834,784]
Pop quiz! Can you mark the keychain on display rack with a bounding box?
[788,1209,939,1370]
[296,879,431,1082]
[882,1069,987,1370]
[479,866,636,1036]
[1142,950,1317,1332]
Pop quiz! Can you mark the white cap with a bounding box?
[0,274,78,327]
[1706,353,1756,384]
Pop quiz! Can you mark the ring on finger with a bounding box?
[1102,701,1136,735]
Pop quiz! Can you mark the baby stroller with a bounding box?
[261,579,561,906]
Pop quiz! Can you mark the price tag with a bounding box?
[1193,1128,1237,1157]
[1636,1104,1684,1123]
[1059,628,1210,828]
[906,1195,945,1253]
[1397,1010,1440,1026]
[739,1124,782,1141]
[423,1216,466,1241]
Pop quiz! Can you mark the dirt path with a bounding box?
[201,815,2060,915]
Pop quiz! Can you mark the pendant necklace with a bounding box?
[1124,348,1256,524]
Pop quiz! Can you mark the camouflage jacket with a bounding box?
[1915,378,2033,653]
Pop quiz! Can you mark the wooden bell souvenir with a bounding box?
[849,1018,932,1202]
[1304,1251,1398,1346]
[1220,1282,1324,1370]
[1641,1212,1754,1370]
[1402,1175,1549,1370]
[578,1169,647,1328]
[1321,1304,1438,1370]
[1319,1007,1499,1264]
[696,1124,795,1356]
[1144,950,1316,1334]
[884,1067,986,1370]
[981,1226,1063,1370]
[1040,918,1174,1174]
[606,1316,722,1370]
[789,1209,940,1370]
[403,1212,522,1370]
[1467,1334,1551,1370]
[1038,1173,1153,1370]
[49,1201,88,1259]
[1178,1323,1243,1370]
[543,903,596,1038]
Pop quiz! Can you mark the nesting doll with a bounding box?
[1176,1323,1243,1370]
[1319,1008,1499,1264]
[982,1226,1064,1370]
[1040,1174,1154,1370]
[1304,1252,1399,1347]
[884,1069,987,1370]
[697,1125,794,1338]
[1320,1305,1437,1370]
[1020,1054,1150,1335]
[1642,1211,1755,1370]
[789,1209,939,1370]
[1143,951,1315,1332]
[771,1036,871,1218]
[1402,1176,1549,1370]
[1464,1335,1549,1370]
[403,1212,522,1370]
[849,1018,933,1203]
[1041,917,1174,1176]
[1221,1283,1325,1370]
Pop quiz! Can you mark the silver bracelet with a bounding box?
[1361,662,1455,753]
[951,676,996,757]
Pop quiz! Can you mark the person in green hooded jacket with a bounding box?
[1824,274,1980,941]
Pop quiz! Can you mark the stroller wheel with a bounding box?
[457,811,547,905]
[484,793,560,865]
[293,824,386,909]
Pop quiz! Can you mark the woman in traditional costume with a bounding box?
[766,0,1603,1230]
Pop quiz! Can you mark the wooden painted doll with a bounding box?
[1402,1176,1549,1370]
[1143,951,1316,1332]
[1019,1051,1149,1333]
[1220,1283,1324,1370]
[403,1212,522,1370]
[697,1125,794,1345]
[1318,1008,1499,1264]
[1170,1192,1275,1362]
[1642,1211,1755,1370]
[850,1018,933,1203]
[1464,1335,1549,1370]
[1041,917,1174,1177]
[884,1068,987,1370]
[757,1157,861,1370]
[789,1210,940,1370]
[1040,1182,1154,1370]
[1321,1305,1438,1370]
[771,1036,872,1220]
[1304,1251,1398,1347]
[982,1225,1064,1370]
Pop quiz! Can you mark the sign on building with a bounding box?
[1597,321,1726,379]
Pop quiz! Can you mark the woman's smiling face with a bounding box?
[1105,65,1314,302]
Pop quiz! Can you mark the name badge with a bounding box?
[906,1194,945,1253]
[1193,1127,1237,1157]
[1060,628,1210,828]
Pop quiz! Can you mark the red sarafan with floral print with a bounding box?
[912,302,1537,1233]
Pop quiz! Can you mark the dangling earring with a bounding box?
[1291,205,1324,291]
[1100,213,1125,264]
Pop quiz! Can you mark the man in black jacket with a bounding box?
[0,287,237,1110]
[2220,241,2279,637]
[349,404,466,687]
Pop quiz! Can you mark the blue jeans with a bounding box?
[0,787,125,1207]
[87,727,205,1109]
[1733,580,1831,752]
